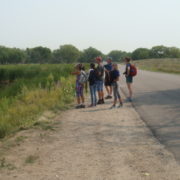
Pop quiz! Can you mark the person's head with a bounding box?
[95,56,102,65]
[90,63,95,69]
[124,57,131,64]
[106,57,112,64]
[112,63,118,70]
[76,63,84,71]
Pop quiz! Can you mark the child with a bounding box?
[88,63,97,107]
[72,64,85,109]
[110,63,123,108]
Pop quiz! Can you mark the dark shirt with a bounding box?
[104,63,112,80]
[88,69,98,86]
[96,64,104,81]
[104,63,112,71]
[110,69,120,84]
[125,63,131,76]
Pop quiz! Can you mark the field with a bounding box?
[0,64,75,138]
[134,58,180,74]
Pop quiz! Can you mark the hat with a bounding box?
[95,56,102,62]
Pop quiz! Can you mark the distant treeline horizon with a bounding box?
[0,44,180,64]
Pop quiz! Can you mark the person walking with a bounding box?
[95,56,105,104]
[104,57,113,99]
[88,63,98,107]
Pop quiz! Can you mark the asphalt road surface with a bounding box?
[120,68,180,163]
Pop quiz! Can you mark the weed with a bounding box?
[25,155,39,164]
[0,158,16,170]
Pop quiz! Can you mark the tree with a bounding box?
[78,47,103,63]
[167,47,180,58]
[108,50,130,62]
[26,46,52,63]
[150,45,169,58]
[131,48,150,60]
[0,46,25,64]
[52,44,80,63]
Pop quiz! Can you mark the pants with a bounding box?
[112,82,121,101]
[90,84,97,105]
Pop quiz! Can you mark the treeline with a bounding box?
[0,44,180,64]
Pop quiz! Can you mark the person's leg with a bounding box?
[100,81,104,103]
[77,97,80,104]
[114,83,118,105]
[127,83,132,98]
[110,83,117,108]
[105,86,110,96]
[89,85,93,106]
[109,86,112,96]
[116,84,123,106]
[93,84,97,106]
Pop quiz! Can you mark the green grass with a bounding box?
[134,58,180,74]
[0,64,75,138]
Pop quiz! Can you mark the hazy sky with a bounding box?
[0,0,180,53]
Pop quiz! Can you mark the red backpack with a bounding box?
[130,64,137,76]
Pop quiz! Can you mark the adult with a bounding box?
[124,57,133,102]
[104,57,113,99]
[95,56,105,104]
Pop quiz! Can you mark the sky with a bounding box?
[0,0,180,53]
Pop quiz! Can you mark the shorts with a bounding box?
[76,84,84,97]
[96,80,103,91]
[104,79,111,86]
[126,76,133,83]
[105,75,111,86]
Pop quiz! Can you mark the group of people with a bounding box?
[72,57,135,109]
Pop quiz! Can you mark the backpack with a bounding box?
[79,71,89,84]
[130,64,137,76]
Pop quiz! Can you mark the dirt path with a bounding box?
[0,95,180,180]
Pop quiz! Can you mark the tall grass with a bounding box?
[134,58,180,74]
[0,64,75,138]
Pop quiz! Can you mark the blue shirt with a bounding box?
[104,63,112,71]
[110,69,120,83]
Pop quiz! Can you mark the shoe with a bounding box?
[126,97,132,102]
[88,104,93,108]
[97,99,102,104]
[75,105,81,109]
[101,99,105,104]
[80,104,85,108]
[105,95,112,99]
[117,103,123,108]
[110,105,116,109]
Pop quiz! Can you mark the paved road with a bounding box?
[120,68,180,163]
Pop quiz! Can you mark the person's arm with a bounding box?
[71,71,80,75]
[127,66,131,76]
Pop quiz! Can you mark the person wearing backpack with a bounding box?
[88,63,98,107]
[123,57,137,102]
[95,56,105,104]
[72,64,86,109]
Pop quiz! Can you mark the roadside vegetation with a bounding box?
[0,64,75,138]
[1,44,180,64]
[135,58,180,74]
